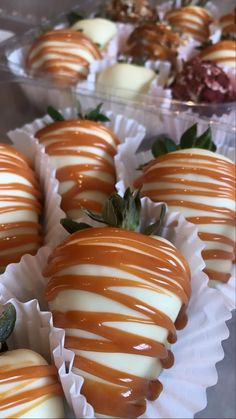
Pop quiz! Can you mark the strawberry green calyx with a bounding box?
[0,303,16,353]
[151,124,217,159]
[172,0,208,7]
[47,103,110,123]
[61,188,166,236]
[67,11,84,26]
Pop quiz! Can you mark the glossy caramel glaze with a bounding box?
[36,119,119,220]
[165,6,212,43]
[126,23,180,63]
[199,40,236,68]
[0,365,61,412]
[219,9,236,36]
[26,29,102,84]
[135,149,236,283]
[0,144,42,272]
[44,227,191,417]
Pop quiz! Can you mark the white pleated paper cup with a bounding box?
[115,129,236,311]
[0,298,73,417]
[1,298,53,361]
[46,198,232,418]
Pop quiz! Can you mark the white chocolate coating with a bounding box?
[0,144,42,272]
[26,29,102,82]
[135,148,236,284]
[199,40,236,69]
[96,63,156,100]
[165,6,211,43]
[45,227,191,417]
[71,18,117,49]
[36,120,119,220]
[0,349,64,418]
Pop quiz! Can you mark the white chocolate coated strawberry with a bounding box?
[135,148,235,284]
[36,120,119,220]
[0,349,64,418]
[44,227,191,418]
[71,18,117,50]
[26,29,102,82]
[96,63,156,100]
[0,144,42,272]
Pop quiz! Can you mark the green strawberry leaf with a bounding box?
[60,188,165,235]
[84,103,110,122]
[152,140,168,158]
[60,218,91,234]
[195,127,211,149]
[84,209,106,224]
[210,141,217,152]
[196,39,213,51]
[180,123,197,149]
[143,204,166,236]
[164,137,178,152]
[0,304,16,344]
[152,135,178,158]
[47,106,64,122]
[150,124,216,158]
[102,198,118,226]
[67,11,84,26]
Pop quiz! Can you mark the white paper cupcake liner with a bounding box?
[46,198,232,418]
[1,298,53,363]
[0,247,51,310]
[114,123,236,311]
[0,298,75,417]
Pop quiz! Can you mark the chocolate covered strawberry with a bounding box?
[0,144,42,272]
[26,29,102,83]
[135,125,235,284]
[44,189,191,418]
[165,5,212,43]
[36,105,119,220]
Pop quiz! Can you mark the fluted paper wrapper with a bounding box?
[0,298,53,363]
[0,134,66,307]
[115,127,236,310]
[0,298,74,416]
[48,198,232,418]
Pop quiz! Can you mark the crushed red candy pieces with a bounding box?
[171,57,235,103]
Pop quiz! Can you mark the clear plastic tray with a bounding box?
[0,1,235,130]
[0,0,103,25]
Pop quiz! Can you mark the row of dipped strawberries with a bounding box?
[19,0,236,104]
[0,102,235,418]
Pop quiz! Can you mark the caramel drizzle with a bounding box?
[26,29,102,82]
[135,151,236,283]
[0,365,62,414]
[0,145,42,270]
[44,227,191,417]
[166,6,211,42]
[199,40,236,64]
[36,120,119,216]
[219,10,236,35]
